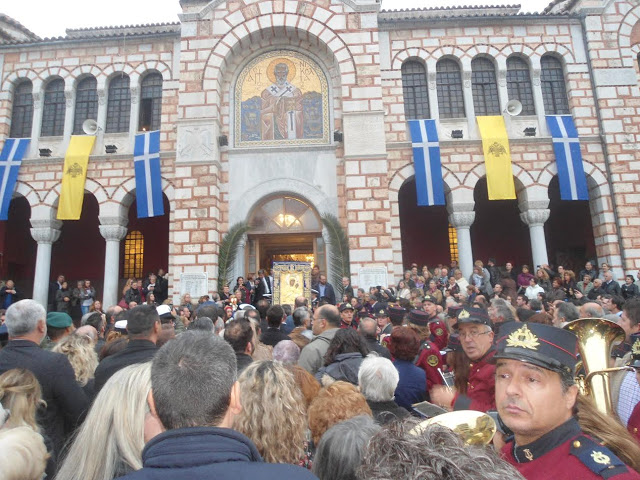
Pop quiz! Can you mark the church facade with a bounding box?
[0,0,639,307]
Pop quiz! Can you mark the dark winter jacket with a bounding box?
[315,352,364,385]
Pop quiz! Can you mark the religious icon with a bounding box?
[236,50,330,147]
[272,262,312,306]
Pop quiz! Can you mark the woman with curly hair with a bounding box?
[314,328,370,386]
[233,361,308,465]
[52,333,99,398]
[307,381,372,446]
[56,362,152,480]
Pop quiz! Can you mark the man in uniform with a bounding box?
[430,307,496,412]
[495,322,640,479]
[339,303,357,330]
[375,306,393,339]
[423,294,448,350]
[408,309,444,389]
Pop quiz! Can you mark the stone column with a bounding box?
[520,208,551,269]
[128,86,140,145]
[448,209,476,279]
[29,91,44,158]
[30,219,62,308]
[63,89,75,139]
[99,218,128,308]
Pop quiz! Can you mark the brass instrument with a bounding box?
[410,410,497,446]
[563,318,634,415]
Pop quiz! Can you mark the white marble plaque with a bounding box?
[180,272,209,298]
[358,267,388,292]
[343,111,387,158]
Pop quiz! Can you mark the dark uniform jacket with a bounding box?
[415,340,444,388]
[502,418,640,480]
[94,339,157,392]
[0,340,89,462]
[116,427,318,480]
[452,348,496,412]
[260,327,290,347]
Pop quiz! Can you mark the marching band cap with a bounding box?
[443,334,462,353]
[629,332,640,368]
[447,305,463,319]
[46,312,72,329]
[408,309,429,327]
[423,294,438,305]
[375,306,389,317]
[339,303,355,312]
[453,307,491,329]
[494,322,578,375]
[357,310,373,319]
[388,306,407,322]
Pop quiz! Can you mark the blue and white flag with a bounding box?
[0,138,30,220]
[546,115,589,201]
[408,119,445,206]
[134,131,164,218]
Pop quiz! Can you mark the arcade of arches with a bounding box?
[398,176,596,274]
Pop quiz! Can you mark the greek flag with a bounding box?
[0,138,29,220]
[134,131,164,218]
[408,119,445,206]
[546,115,589,201]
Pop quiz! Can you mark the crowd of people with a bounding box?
[2,258,640,479]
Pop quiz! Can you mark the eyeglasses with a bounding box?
[458,330,492,340]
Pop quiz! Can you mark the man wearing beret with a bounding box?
[430,307,496,412]
[495,322,640,479]
[41,311,75,349]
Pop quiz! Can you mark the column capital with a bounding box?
[99,216,129,241]
[449,211,476,229]
[30,219,62,244]
[520,208,550,227]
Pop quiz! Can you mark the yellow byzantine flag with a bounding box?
[476,116,516,200]
[57,135,95,220]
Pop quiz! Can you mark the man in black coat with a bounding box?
[314,274,336,305]
[93,304,159,392]
[358,317,391,360]
[260,305,290,347]
[0,299,89,469]
[223,318,254,375]
[603,271,622,297]
[253,269,272,306]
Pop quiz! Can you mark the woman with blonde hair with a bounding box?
[56,362,152,480]
[233,361,307,464]
[52,333,99,398]
[0,426,49,480]
[0,368,45,432]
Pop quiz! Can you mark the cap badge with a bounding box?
[632,338,640,356]
[506,325,540,351]
[523,449,534,461]
[458,309,470,320]
[435,328,444,337]
[591,451,610,466]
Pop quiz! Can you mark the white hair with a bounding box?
[358,356,399,402]
[272,340,300,365]
[0,426,49,480]
[5,300,45,337]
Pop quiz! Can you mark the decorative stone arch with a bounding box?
[232,178,335,227]
[618,6,640,68]
[100,65,138,90]
[534,43,576,66]
[133,60,173,83]
[41,178,110,213]
[68,65,103,88]
[462,161,536,204]
[203,13,357,111]
[430,45,470,70]
[503,44,538,69]
[0,69,39,98]
[109,175,176,219]
[388,162,461,203]
[392,48,432,71]
[13,181,42,207]
[467,44,504,70]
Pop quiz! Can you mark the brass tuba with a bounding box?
[564,318,633,415]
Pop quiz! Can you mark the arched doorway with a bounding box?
[471,177,531,266]
[0,196,36,293]
[545,176,596,271]
[398,177,454,269]
[51,193,104,293]
[246,196,325,275]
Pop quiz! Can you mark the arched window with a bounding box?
[249,196,321,233]
[436,59,465,118]
[10,80,34,138]
[507,57,535,115]
[139,72,163,131]
[106,75,131,133]
[541,56,570,115]
[73,76,98,134]
[471,57,500,116]
[41,78,66,137]
[123,230,144,279]
[448,224,459,264]
[401,61,430,120]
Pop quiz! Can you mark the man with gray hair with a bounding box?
[358,317,391,359]
[579,302,605,319]
[488,298,517,332]
[118,331,316,479]
[0,299,89,470]
[272,339,300,365]
[358,356,408,425]
[553,301,579,328]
